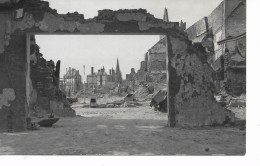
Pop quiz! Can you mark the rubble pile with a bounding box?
[94,9,160,22]
[150,88,167,113]
[134,83,155,99]
[29,36,76,121]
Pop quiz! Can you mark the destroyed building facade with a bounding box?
[60,67,82,97]
[0,0,238,131]
[136,8,186,85]
[186,0,246,96]
[125,68,137,91]
[87,58,122,89]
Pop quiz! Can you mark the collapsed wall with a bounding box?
[29,35,76,118]
[0,0,235,131]
[167,36,235,126]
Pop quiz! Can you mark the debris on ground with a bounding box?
[26,117,40,130]
[37,117,60,127]
[215,92,246,121]
[150,88,167,113]
[134,84,151,99]
[67,97,78,104]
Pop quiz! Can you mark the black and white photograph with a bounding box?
[0,0,256,163]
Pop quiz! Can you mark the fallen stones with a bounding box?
[107,104,115,108]
[37,117,59,127]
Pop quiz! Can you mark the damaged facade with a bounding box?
[125,68,137,92]
[86,58,122,89]
[136,8,186,87]
[60,67,82,97]
[0,0,236,131]
[186,0,246,96]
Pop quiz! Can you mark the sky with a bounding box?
[36,0,223,81]
[36,35,160,80]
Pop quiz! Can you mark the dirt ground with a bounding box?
[0,101,245,155]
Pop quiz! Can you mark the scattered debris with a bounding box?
[26,117,40,130]
[38,117,60,127]
[124,93,135,107]
[150,88,167,113]
[67,97,78,104]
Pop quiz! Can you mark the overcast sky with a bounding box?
[36,0,223,81]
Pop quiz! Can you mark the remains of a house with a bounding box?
[0,0,246,156]
[60,67,82,97]
[86,59,122,90]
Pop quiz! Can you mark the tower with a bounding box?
[160,8,169,40]
[115,58,122,84]
[163,7,169,22]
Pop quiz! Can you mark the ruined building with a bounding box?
[87,58,122,89]
[146,38,167,75]
[0,0,236,131]
[60,67,82,97]
[125,68,137,91]
[96,67,114,88]
[25,35,75,122]
[87,67,97,89]
[137,8,186,84]
[126,68,137,82]
[186,0,246,96]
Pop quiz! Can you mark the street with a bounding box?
[0,102,245,155]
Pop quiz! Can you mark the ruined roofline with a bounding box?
[5,0,186,32]
[185,0,224,31]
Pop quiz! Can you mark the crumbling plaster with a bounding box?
[167,36,234,126]
[0,88,16,109]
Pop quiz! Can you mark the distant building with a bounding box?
[96,67,109,87]
[146,38,167,74]
[87,67,97,89]
[126,68,137,81]
[60,67,82,97]
[125,68,137,91]
[86,58,122,89]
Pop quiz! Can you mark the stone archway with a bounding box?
[0,0,234,131]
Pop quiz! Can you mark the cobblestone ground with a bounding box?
[0,102,245,155]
